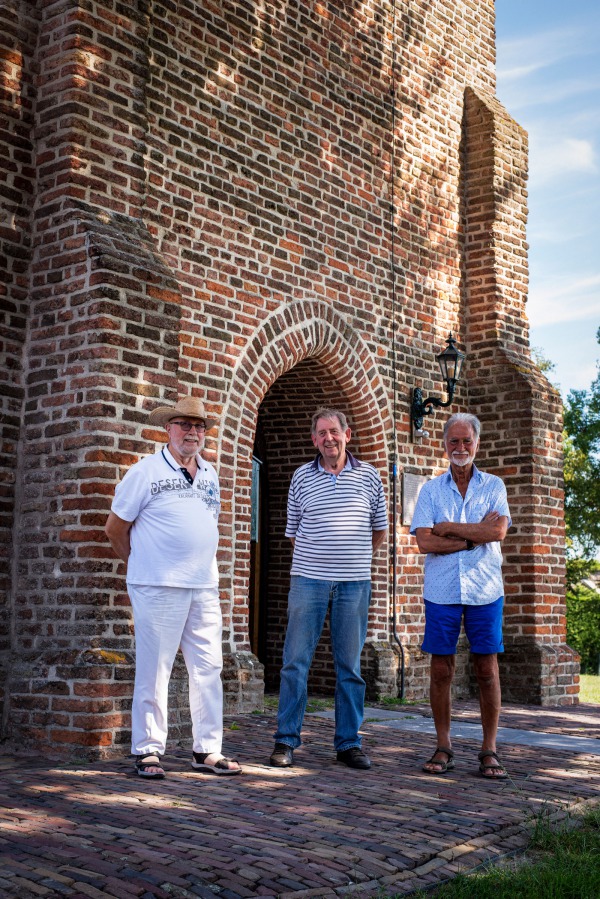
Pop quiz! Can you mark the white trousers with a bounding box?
[129,584,224,756]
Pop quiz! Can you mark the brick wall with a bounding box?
[461,88,579,702]
[0,0,577,754]
[0,1,40,721]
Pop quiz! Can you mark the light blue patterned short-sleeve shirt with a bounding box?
[410,465,511,605]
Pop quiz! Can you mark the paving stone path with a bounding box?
[1,701,599,898]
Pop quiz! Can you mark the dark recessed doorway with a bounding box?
[248,358,362,691]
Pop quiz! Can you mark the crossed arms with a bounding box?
[414,510,508,555]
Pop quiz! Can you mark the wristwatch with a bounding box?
[465,539,475,551]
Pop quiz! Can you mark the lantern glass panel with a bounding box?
[436,338,464,385]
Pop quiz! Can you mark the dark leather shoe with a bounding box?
[270,742,294,767]
[336,747,371,769]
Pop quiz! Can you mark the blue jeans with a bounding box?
[274,576,371,752]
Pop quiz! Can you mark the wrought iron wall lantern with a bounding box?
[411,334,466,433]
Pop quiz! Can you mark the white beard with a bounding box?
[450,453,474,468]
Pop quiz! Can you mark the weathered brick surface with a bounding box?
[0,0,576,751]
[0,704,598,898]
[0,0,40,711]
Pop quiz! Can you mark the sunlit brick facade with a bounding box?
[0,0,578,754]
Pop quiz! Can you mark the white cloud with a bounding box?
[529,222,591,244]
[496,2,600,396]
[505,78,600,113]
[499,62,547,82]
[528,183,600,244]
[563,360,599,392]
[496,20,600,112]
[529,136,597,185]
[548,356,598,395]
[527,274,600,327]
[496,27,584,82]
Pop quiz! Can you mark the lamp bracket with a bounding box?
[411,384,456,432]
[409,334,465,438]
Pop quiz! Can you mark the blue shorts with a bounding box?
[422,596,504,655]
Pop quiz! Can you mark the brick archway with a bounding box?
[216,298,393,706]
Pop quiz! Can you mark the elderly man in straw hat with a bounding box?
[105,396,241,779]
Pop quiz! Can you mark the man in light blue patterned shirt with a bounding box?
[410,412,511,780]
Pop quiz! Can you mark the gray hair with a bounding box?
[311,408,349,434]
[443,412,481,442]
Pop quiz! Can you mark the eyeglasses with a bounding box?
[170,421,206,432]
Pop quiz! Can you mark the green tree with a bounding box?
[561,327,600,672]
[566,583,600,673]
[531,345,557,377]
[563,326,600,583]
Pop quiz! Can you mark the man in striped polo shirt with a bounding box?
[269,408,388,770]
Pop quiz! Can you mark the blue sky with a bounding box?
[495,0,600,397]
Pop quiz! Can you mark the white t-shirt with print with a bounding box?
[111,446,220,588]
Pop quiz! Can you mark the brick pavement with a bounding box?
[1,702,599,899]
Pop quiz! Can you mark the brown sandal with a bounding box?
[478,750,508,780]
[422,746,455,774]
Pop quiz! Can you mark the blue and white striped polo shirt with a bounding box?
[286,452,388,581]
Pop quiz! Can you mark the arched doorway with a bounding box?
[217,298,395,709]
[249,358,367,689]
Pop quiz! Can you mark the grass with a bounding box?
[580,673,600,704]
[258,694,335,713]
[261,695,279,711]
[259,694,421,714]
[377,695,421,708]
[405,805,600,899]
[305,697,335,712]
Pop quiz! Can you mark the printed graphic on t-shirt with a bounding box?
[151,476,192,495]
[149,476,220,519]
[197,478,220,519]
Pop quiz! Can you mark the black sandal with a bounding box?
[135,753,165,779]
[192,752,242,775]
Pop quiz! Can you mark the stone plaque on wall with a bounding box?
[402,472,430,526]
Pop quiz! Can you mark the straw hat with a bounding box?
[148,396,218,430]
